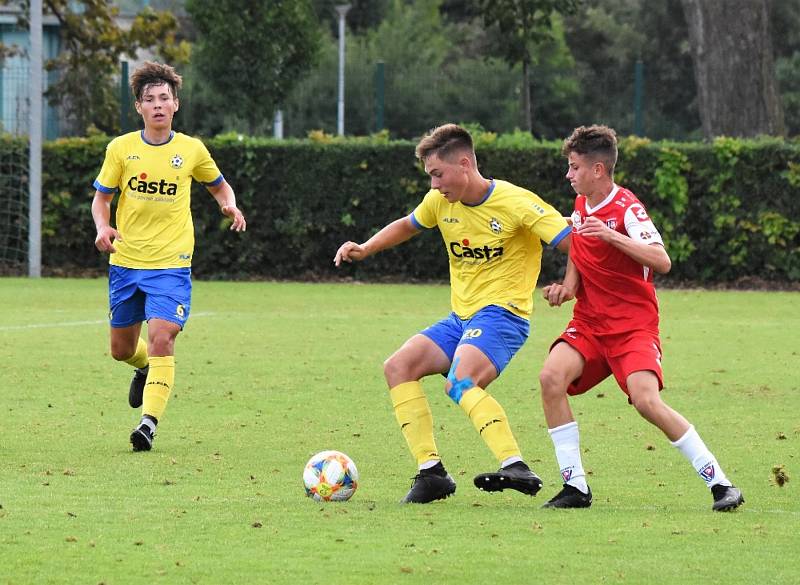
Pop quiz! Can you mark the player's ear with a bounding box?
[174,98,179,112]
[134,101,142,115]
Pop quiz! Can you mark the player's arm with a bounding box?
[207,180,246,232]
[543,252,581,307]
[334,216,420,266]
[577,216,671,274]
[92,191,121,253]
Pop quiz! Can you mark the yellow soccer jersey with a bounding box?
[411,179,570,320]
[93,130,223,269]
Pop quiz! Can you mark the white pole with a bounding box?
[273,109,283,139]
[29,0,43,278]
[335,4,351,136]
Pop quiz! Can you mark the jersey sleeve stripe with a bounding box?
[409,212,427,230]
[547,225,572,249]
[93,179,116,194]
[204,174,224,187]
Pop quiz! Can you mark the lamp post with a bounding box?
[335,4,351,136]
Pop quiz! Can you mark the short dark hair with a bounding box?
[562,125,618,176]
[130,61,182,102]
[415,123,475,163]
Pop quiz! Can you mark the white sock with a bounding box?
[501,455,523,468]
[549,421,589,494]
[419,459,441,471]
[670,425,731,488]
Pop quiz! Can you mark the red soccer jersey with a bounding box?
[569,185,664,336]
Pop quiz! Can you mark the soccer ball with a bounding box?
[303,450,359,502]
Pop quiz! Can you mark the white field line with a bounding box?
[0,311,216,331]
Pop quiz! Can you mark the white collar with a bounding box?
[585,184,620,214]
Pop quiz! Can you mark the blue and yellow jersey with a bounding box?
[411,179,570,320]
[93,130,223,269]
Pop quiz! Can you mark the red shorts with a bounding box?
[552,320,664,397]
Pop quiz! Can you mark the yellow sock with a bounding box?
[390,381,440,466]
[459,386,521,463]
[123,338,149,369]
[142,355,175,421]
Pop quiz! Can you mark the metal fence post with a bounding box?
[634,59,644,136]
[374,61,384,132]
[121,60,131,133]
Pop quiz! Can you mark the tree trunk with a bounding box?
[522,59,532,133]
[681,0,784,138]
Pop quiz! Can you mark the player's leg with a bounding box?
[429,306,541,496]
[385,331,456,503]
[626,370,744,511]
[107,266,149,408]
[130,269,191,452]
[540,330,605,509]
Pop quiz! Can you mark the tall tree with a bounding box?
[681,0,784,138]
[16,0,185,135]
[185,0,322,135]
[474,0,579,134]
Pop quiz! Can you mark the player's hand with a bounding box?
[95,226,121,253]
[334,241,367,266]
[542,283,575,307]
[222,205,247,232]
[576,216,614,241]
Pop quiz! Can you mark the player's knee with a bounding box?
[110,344,133,362]
[630,392,659,417]
[539,366,567,398]
[383,354,408,385]
[148,332,176,356]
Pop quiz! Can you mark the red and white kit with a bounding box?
[558,185,666,395]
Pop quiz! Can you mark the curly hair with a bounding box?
[562,125,618,176]
[130,61,182,102]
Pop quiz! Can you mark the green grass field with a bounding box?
[1,278,798,585]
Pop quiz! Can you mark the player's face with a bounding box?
[566,152,602,195]
[424,153,469,203]
[135,83,179,131]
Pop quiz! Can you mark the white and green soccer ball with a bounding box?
[303,450,359,502]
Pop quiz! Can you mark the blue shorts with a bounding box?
[421,305,530,375]
[108,266,192,329]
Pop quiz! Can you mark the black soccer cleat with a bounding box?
[542,483,593,509]
[130,416,157,452]
[128,365,149,408]
[473,461,543,496]
[401,464,457,504]
[711,484,744,512]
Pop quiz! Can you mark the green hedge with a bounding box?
[6,134,800,284]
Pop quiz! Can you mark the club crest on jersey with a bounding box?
[170,154,184,169]
[606,219,617,230]
[571,211,582,229]
[489,217,502,234]
[561,466,573,482]
[699,462,715,482]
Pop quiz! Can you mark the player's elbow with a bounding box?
[653,255,671,274]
